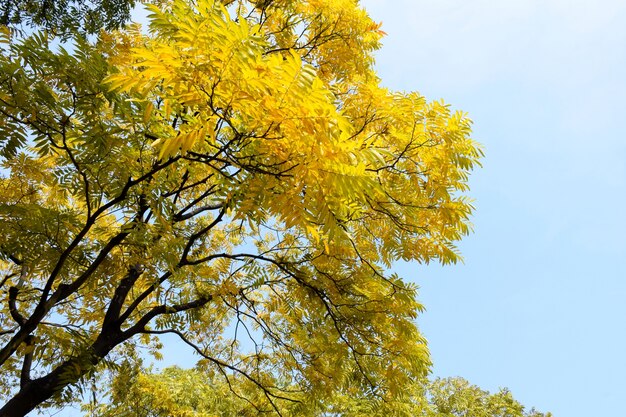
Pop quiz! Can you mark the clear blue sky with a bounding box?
[361,0,626,416]
[52,1,625,416]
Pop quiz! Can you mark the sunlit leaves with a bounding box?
[95,370,551,417]
[0,0,482,415]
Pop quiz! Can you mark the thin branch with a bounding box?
[173,202,224,222]
[141,329,299,416]
[179,206,228,264]
[0,327,17,336]
[0,272,17,290]
[0,157,181,367]
[8,287,26,326]
[118,271,172,325]
[123,295,213,337]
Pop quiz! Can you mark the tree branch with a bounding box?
[8,286,26,326]
[179,206,228,264]
[19,335,34,388]
[123,295,213,337]
[173,200,223,222]
[0,158,181,368]
[141,328,299,416]
[101,264,144,330]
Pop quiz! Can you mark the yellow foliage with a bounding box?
[0,0,482,415]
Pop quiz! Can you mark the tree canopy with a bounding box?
[0,0,483,415]
[90,366,551,417]
[0,0,136,37]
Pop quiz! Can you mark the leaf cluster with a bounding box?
[91,368,552,417]
[1,0,137,38]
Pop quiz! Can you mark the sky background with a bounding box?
[51,1,625,416]
[359,0,626,416]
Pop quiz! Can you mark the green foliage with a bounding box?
[90,368,551,417]
[426,378,552,417]
[90,365,267,417]
[0,0,136,37]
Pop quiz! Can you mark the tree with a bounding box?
[89,367,551,417]
[90,365,271,416]
[0,0,483,415]
[425,377,551,417]
[0,0,137,38]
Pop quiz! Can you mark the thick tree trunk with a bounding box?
[0,372,65,417]
[0,331,123,417]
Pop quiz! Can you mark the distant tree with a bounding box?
[89,367,551,417]
[426,377,552,417]
[90,365,264,416]
[0,0,482,415]
[0,0,136,37]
